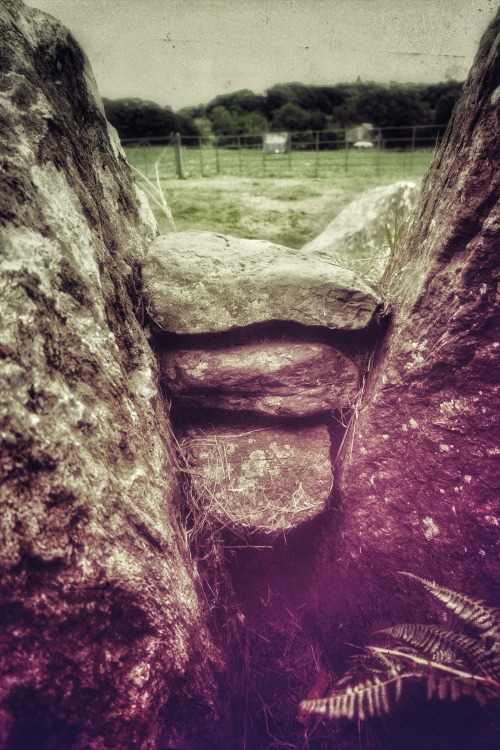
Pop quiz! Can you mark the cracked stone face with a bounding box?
[142,231,382,334]
[159,340,360,417]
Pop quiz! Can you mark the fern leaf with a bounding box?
[399,573,500,638]
[380,623,500,679]
[300,579,499,726]
[300,675,404,721]
[380,623,458,662]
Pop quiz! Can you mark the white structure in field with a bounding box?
[263,132,290,154]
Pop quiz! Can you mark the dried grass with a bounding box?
[180,429,321,535]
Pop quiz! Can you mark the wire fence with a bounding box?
[122,124,447,180]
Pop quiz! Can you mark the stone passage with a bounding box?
[144,230,382,535]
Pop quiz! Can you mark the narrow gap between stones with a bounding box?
[151,312,383,749]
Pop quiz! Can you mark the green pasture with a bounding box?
[126,145,433,248]
[125,143,434,182]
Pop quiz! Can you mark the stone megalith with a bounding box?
[301,181,418,281]
[0,1,226,748]
[314,9,500,650]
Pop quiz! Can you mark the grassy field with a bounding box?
[127,146,433,248]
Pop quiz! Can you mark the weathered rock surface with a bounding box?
[160,341,360,417]
[302,181,418,281]
[183,422,332,533]
[312,10,500,654]
[143,231,381,334]
[0,2,226,748]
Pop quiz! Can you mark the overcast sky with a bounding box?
[26,0,497,110]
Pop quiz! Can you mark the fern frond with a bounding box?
[399,573,500,639]
[368,646,500,692]
[380,623,457,662]
[380,623,500,680]
[300,668,426,721]
[427,673,492,705]
[300,578,499,726]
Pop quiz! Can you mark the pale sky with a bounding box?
[26,0,498,110]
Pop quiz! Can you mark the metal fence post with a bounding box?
[142,140,149,178]
[174,132,185,179]
[314,131,319,178]
[238,136,242,176]
[376,129,381,177]
[344,130,349,174]
[411,125,417,152]
[215,139,220,175]
[199,136,204,177]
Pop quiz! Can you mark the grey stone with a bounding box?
[160,341,359,417]
[0,2,227,747]
[183,422,332,534]
[302,181,418,281]
[143,231,381,334]
[310,10,500,663]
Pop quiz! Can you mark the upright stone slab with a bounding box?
[314,11,500,653]
[0,2,226,748]
[302,181,418,281]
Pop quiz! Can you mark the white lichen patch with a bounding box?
[439,397,469,414]
[30,164,103,290]
[404,339,428,370]
[188,361,209,378]
[485,515,499,526]
[129,364,157,400]
[409,418,419,430]
[422,516,439,540]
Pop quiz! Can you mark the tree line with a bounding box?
[103,80,463,141]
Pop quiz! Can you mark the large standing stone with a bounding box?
[143,231,381,334]
[0,2,226,748]
[302,181,418,281]
[183,423,332,534]
[312,10,500,655]
[160,341,360,417]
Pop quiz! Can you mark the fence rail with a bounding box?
[122,124,447,180]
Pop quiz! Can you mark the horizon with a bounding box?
[101,78,466,115]
[25,0,496,111]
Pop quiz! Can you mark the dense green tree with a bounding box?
[104,80,465,144]
[206,89,267,116]
[238,111,269,135]
[103,98,198,139]
[271,102,326,132]
[210,105,237,135]
[343,84,432,128]
[265,84,298,114]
